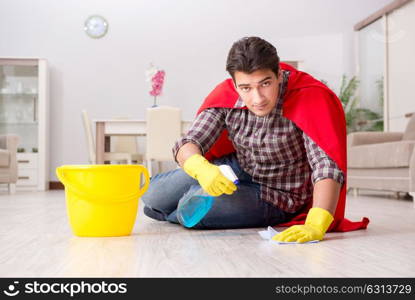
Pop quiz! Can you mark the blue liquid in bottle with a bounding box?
[177,188,214,228]
[177,165,239,228]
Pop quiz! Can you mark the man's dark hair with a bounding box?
[226,36,280,80]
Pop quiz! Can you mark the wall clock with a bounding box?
[84,15,108,39]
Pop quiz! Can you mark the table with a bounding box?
[93,119,192,164]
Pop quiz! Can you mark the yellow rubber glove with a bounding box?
[183,154,237,197]
[272,207,334,243]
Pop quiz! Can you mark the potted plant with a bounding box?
[324,75,383,133]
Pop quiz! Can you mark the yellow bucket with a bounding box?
[56,165,149,237]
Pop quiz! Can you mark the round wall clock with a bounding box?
[84,15,108,39]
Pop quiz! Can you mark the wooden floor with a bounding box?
[0,189,414,277]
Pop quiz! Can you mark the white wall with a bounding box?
[277,33,344,92]
[0,0,392,180]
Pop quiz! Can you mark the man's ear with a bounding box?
[277,69,283,82]
[232,78,237,89]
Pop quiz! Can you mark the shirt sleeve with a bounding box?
[172,108,226,163]
[302,131,344,185]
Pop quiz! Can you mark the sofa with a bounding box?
[347,113,415,205]
[0,134,20,194]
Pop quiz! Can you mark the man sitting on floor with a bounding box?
[142,36,368,243]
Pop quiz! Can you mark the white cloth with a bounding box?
[258,226,319,244]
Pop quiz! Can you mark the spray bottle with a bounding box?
[177,165,239,228]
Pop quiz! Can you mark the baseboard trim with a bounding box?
[348,176,410,180]
[49,181,64,190]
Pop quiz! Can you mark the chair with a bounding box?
[347,113,415,205]
[0,134,20,194]
[145,106,182,176]
[81,110,140,164]
[111,117,143,164]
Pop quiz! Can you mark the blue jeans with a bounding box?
[141,154,296,229]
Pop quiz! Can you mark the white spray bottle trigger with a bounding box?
[219,165,239,185]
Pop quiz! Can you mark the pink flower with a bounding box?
[149,70,165,97]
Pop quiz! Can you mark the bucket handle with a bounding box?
[56,166,150,204]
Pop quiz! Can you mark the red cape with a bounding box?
[197,63,369,232]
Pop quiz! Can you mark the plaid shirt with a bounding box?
[172,71,344,213]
